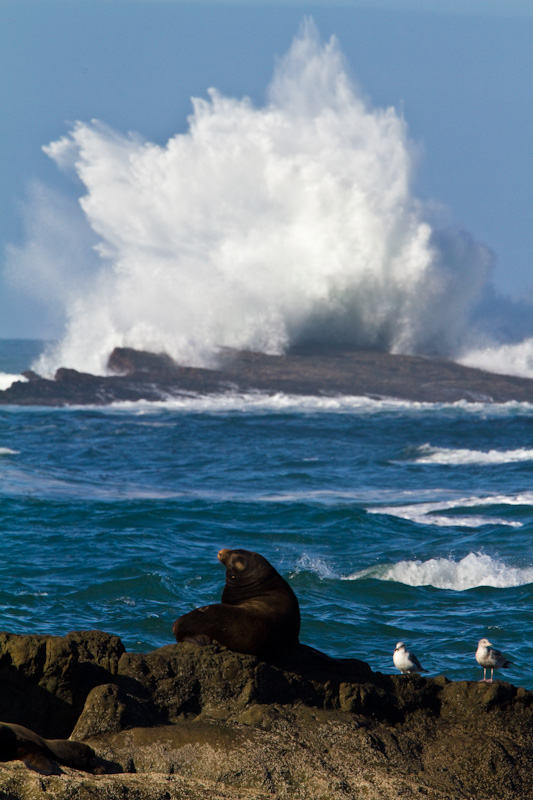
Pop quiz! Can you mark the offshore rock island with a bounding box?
[1,346,533,405]
[1,631,533,800]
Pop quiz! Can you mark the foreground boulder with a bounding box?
[0,630,532,799]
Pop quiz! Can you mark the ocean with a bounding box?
[3,20,533,693]
[1,338,532,687]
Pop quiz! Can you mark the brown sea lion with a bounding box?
[173,548,301,657]
[0,722,98,774]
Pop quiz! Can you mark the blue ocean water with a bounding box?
[1,339,532,687]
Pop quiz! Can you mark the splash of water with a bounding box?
[458,340,533,379]
[8,19,533,377]
[295,553,338,580]
[350,553,533,590]
[0,374,27,392]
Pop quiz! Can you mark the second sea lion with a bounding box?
[0,721,98,774]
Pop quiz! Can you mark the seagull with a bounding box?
[475,638,511,683]
[393,641,426,675]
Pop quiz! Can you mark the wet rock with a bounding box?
[1,631,533,799]
[2,346,533,406]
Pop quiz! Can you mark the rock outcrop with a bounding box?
[0,630,532,799]
[2,346,533,405]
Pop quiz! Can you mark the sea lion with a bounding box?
[173,548,300,657]
[0,722,98,774]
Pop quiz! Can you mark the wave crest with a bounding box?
[351,553,533,590]
[413,444,533,465]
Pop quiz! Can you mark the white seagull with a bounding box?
[393,641,426,675]
[475,638,511,683]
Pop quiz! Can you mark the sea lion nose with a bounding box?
[218,549,230,562]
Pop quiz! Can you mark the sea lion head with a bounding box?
[218,548,275,587]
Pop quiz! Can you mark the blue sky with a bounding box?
[1,0,532,340]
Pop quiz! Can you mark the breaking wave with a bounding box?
[7,19,533,377]
[350,553,533,591]
[412,444,533,465]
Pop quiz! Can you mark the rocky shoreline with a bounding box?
[1,630,532,799]
[1,346,533,406]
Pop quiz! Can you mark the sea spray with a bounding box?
[7,19,533,378]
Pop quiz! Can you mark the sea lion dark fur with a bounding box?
[173,548,301,657]
[0,722,98,774]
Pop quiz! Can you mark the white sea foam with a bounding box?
[7,20,533,378]
[349,553,533,590]
[8,391,533,417]
[0,447,19,456]
[368,492,533,528]
[110,393,533,416]
[0,373,27,391]
[111,392,432,415]
[413,443,533,465]
[294,551,533,590]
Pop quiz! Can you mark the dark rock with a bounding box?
[0,630,124,738]
[70,683,152,739]
[64,630,126,676]
[107,348,180,376]
[1,346,533,406]
[1,631,533,798]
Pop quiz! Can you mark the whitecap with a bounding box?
[110,393,428,415]
[103,393,533,417]
[412,443,533,466]
[348,553,533,591]
[368,492,533,528]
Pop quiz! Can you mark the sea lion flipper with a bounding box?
[21,749,56,775]
[181,633,212,646]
